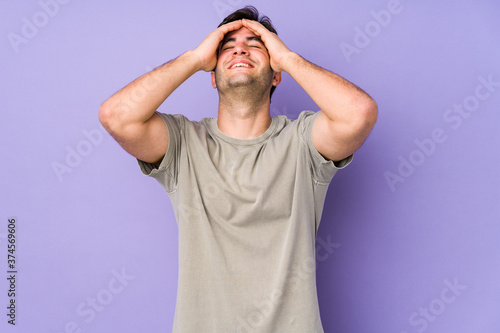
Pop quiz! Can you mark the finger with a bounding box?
[218,19,243,34]
[241,19,266,36]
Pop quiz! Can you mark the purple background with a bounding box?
[2,0,499,332]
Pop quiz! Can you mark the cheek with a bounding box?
[255,51,270,63]
[216,53,229,67]
[257,47,270,58]
[218,49,232,59]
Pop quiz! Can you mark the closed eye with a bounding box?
[220,36,264,51]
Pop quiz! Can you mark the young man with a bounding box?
[99,6,377,333]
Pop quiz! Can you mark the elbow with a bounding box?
[98,101,119,133]
[366,98,378,126]
[339,97,377,142]
[98,103,109,127]
[358,97,378,132]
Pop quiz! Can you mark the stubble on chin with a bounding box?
[215,67,273,98]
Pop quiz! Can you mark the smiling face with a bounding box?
[211,27,280,99]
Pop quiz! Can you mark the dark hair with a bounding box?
[217,6,278,99]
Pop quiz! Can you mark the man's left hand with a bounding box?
[241,19,293,73]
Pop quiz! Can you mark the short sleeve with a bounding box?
[298,110,353,185]
[137,112,184,193]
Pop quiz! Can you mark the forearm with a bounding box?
[99,50,201,128]
[281,52,377,124]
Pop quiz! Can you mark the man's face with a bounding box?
[211,27,279,96]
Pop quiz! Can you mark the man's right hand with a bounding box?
[192,20,244,72]
[99,20,244,166]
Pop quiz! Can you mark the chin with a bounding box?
[228,76,255,87]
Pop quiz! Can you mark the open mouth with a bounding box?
[229,61,254,69]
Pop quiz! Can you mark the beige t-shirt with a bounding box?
[138,110,352,332]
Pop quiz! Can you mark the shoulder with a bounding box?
[274,110,318,136]
[155,112,212,135]
[155,112,188,127]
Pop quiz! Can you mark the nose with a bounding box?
[232,43,248,55]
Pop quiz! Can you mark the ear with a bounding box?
[211,71,217,89]
[272,71,282,87]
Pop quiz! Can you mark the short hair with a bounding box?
[217,6,278,98]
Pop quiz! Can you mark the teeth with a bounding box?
[231,63,250,69]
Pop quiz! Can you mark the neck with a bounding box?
[216,89,272,139]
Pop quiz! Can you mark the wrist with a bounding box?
[278,51,301,73]
[183,50,205,72]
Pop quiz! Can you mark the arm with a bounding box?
[98,20,244,165]
[242,19,378,162]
